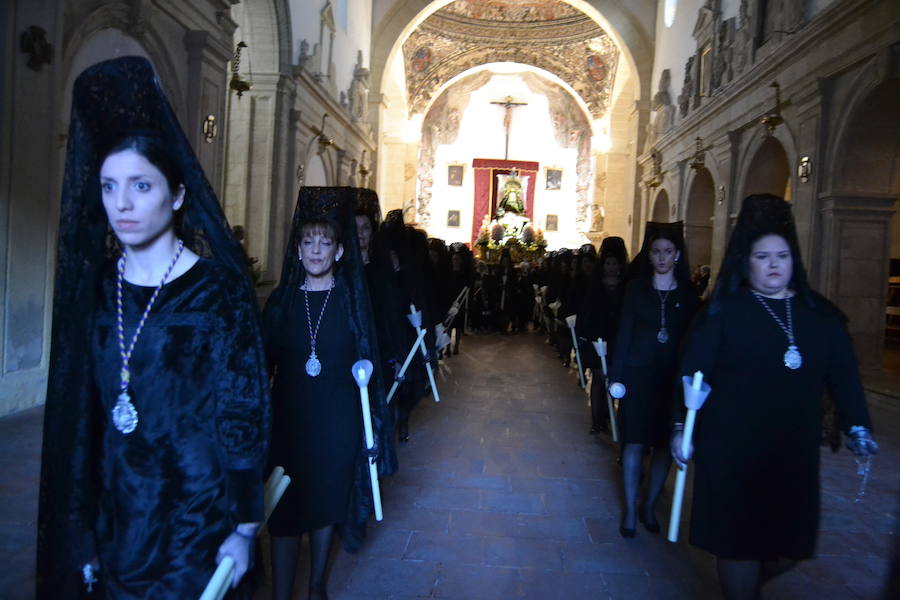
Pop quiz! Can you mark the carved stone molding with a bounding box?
[402,0,618,119]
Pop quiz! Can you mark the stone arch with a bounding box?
[829,78,900,196]
[684,167,715,269]
[651,188,670,222]
[819,72,900,370]
[738,135,793,204]
[305,153,330,186]
[371,0,654,108]
[230,0,292,74]
[223,0,294,279]
[61,7,184,121]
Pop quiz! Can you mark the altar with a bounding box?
[471,158,546,263]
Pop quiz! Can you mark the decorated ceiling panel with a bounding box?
[403,0,618,118]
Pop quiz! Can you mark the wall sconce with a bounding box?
[20,26,53,71]
[202,115,217,143]
[229,41,252,97]
[313,113,334,154]
[760,81,783,135]
[798,156,811,183]
[359,150,370,179]
[717,185,726,205]
[689,136,705,170]
[648,151,663,188]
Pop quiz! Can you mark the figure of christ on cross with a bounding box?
[490,95,528,160]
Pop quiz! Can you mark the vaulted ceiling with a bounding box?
[402,0,619,118]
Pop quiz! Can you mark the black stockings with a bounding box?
[270,535,300,600]
[270,526,335,600]
[716,557,798,599]
[308,526,334,598]
[621,443,671,528]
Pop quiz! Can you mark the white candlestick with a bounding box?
[594,339,619,443]
[352,360,383,522]
[386,328,426,403]
[668,371,709,543]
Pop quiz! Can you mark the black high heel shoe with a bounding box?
[638,507,660,533]
[619,517,636,538]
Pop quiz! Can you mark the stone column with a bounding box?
[0,0,63,415]
[818,193,896,370]
[184,30,231,194]
[708,134,736,279]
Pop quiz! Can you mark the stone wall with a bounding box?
[639,0,900,369]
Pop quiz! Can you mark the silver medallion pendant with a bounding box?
[112,391,138,434]
[305,353,322,377]
[657,328,669,344]
[784,345,802,370]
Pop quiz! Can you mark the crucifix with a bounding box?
[490,95,527,160]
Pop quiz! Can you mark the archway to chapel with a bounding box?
[685,168,715,270]
[741,136,791,202]
[828,77,900,371]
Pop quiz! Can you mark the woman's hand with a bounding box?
[216,523,259,588]
[671,426,693,470]
[363,433,380,461]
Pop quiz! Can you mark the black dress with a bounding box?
[266,285,362,535]
[610,278,699,447]
[91,259,268,598]
[676,289,872,560]
[576,277,625,370]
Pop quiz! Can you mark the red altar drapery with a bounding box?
[471,158,539,245]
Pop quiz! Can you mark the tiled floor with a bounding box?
[3,332,899,599]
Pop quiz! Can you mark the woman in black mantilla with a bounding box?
[577,237,628,434]
[37,57,269,599]
[264,187,395,600]
[609,222,699,538]
[671,195,878,600]
[447,243,474,355]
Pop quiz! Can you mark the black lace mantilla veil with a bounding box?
[266,186,397,552]
[626,220,694,289]
[707,194,817,314]
[37,56,268,597]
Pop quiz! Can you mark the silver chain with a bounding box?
[751,290,796,346]
[655,279,675,330]
[303,277,335,356]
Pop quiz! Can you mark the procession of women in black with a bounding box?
[37,57,878,600]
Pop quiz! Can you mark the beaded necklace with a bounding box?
[302,276,335,377]
[113,240,185,434]
[750,290,802,370]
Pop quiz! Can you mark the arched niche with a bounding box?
[304,154,330,186]
[651,188,670,222]
[821,75,900,369]
[741,136,791,202]
[685,167,715,268]
[832,77,900,196]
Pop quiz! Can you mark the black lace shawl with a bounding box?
[37,57,269,597]
[264,186,397,552]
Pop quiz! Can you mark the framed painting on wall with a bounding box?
[545,167,562,190]
[545,214,558,231]
[447,210,461,228]
[448,164,464,186]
